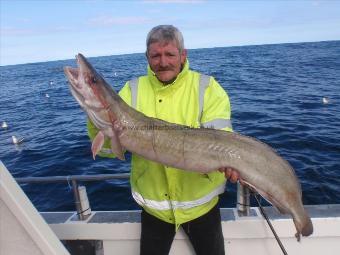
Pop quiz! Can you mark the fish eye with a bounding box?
[91,76,97,83]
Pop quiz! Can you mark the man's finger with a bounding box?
[231,171,239,183]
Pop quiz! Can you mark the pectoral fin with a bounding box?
[91,129,125,160]
[111,132,125,161]
[91,131,105,159]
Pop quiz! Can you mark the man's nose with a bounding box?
[159,55,168,67]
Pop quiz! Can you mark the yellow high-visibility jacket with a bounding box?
[88,59,232,229]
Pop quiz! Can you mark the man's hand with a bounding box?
[218,167,241,183]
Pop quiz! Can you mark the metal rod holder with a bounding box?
[237,182,250,216]
[71,180,86,220]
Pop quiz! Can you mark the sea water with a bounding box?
[1,41,339,211]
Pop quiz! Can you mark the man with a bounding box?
[88,25,238,255]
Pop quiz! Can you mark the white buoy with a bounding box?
[322,97,329,104]
[45,93,50,98]
[12,135,24,144]
[2,121,8,129]
[49,81,54,85]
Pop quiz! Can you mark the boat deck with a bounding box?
[41,204,340,255]
[2,160,340,255]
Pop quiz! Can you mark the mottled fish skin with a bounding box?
[64,53,313,240]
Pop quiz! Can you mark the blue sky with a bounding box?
[1,0,340,66]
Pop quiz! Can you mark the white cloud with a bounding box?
[1,27,34,36]
[143,0,205,3]
[88,15,151,27]
[312,1,321,7]
[1,25,77,37]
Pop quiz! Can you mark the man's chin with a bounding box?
[156,73,176,85]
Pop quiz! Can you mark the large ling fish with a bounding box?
[64,53,313,240]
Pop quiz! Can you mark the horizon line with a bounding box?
[1,39,339,67]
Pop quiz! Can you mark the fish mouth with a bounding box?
[64,54,87,108]
[64,53,101,88]
[63,54,83,88]
[64,66,79,86]
[64,53,94,94]
[64,54,104,111]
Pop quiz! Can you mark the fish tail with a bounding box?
[294,208,313,241]
[301,210,313,237]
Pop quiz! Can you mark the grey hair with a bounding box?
[146,25,185,53]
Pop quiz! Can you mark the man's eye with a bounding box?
[167,53,176,57]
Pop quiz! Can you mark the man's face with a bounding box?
[147,40,187,84]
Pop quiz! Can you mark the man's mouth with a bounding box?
[157,67,173,72]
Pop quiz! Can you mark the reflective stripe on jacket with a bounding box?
[87,59,232,228]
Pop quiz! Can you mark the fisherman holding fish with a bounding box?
[87,25,238,255]
[65,23,313,253]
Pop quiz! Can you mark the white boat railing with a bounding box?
[15,173,251,220]
[15,174,130,220]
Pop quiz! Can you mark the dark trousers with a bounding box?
[140,204,225,255]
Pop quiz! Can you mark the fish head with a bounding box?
[65,53,123,134]
[64,53,110,110]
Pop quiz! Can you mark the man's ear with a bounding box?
[181,49,187,64]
